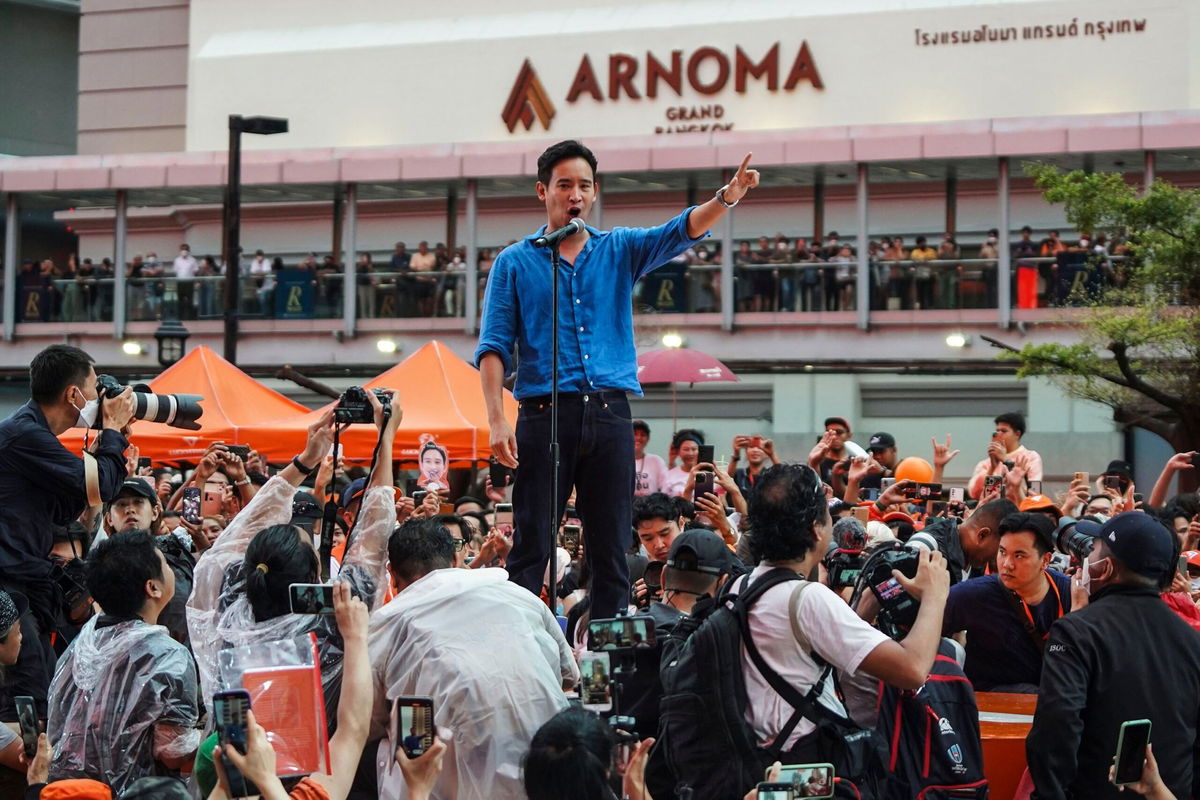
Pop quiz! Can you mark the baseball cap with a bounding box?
[41,780,112,800]
[823,416,851,432]
[111,478,158,505]
[291,491,323,524]
[1183,550,1200,570]
[1019,494,1062,519]
[120,776,191,799]
[0,590,28,634]
[1078,511,1174,580]
[666,529,738,577]
[867,432,896,451]
[339,478,367,508]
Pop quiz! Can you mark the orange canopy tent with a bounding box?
[58,345,309,464]
[246,340,518,467]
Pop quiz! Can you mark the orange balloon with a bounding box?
[894,456,934,484]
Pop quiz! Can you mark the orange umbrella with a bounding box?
[247,340,518,467]
[58,346,309,464]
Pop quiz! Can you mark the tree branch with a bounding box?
[1112,405,1176,443]
[1109,342,1184,415]
[980,335,1134,390]
[274,366,341,399]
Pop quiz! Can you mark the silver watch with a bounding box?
[715,184,738,208]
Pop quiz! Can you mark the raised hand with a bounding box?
[723,153,761,204]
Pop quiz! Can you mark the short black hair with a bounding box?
[970,499,1020,534]
[998,512,1055,555]
[632,420,650,436]
[387,518,454,583]
[524,708,614,800]
[433,513,470,542]
[537,140,598,187]
[461,510,490,537]
[86,529,165,617]
[632,493,678,528]
[671,428,705,450]
[747,463,826,563]
[30,344,93,405]
[994,412,1026,436]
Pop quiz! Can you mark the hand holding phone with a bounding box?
[1112,719,1152,786]
[15,696,38,759]
[289,583,335,614]
[182,487,202,525]
[214,689,256,799]
[393,696,435,759]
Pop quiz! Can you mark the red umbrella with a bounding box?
[637,348,739,425]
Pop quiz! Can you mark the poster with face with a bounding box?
[417,434,449,491]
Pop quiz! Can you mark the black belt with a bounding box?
[520,390,627,408]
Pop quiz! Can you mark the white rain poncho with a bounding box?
[47,615,200,795]
[369,567,580,800]
[187,474,396,725]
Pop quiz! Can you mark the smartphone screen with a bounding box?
[494,503,514,537]
[697,445,715,466]
[1179,555,1189,578]
[580,652,613,712]
[392,696,435,759]
[15,696,37,759]
[560,524,581,559]
[587,617,656,651]
[214,689,254,798]
[137,456,151,470]
[1113,719,1152,786]
[180,486,201,525]
[774,763,835,798]
[288,583,336,614]
[1029,480,1043,495]
[755,785,794,800]
[693,471,715,502]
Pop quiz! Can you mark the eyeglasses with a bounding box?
[450,538,465,552]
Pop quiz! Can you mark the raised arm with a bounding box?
[1149,451,1196,508]
[685,153,760,239]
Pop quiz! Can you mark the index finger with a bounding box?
[736,152,753,175]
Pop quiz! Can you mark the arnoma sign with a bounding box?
[503,41,823,135]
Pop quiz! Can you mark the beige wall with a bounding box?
[77,0,189,155]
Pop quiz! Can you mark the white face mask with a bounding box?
[1190,577,1200,593]
[1079,553,1109,595]
[72,392,100,429]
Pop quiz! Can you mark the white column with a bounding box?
[113,190,128,339]
[343,183,358,338]
[464,178,479,333]
[856,163,870,330]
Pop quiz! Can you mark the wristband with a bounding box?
[291,455,318,475]
[234,478,251,487]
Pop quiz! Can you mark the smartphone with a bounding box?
[1193,453,1200,469]
[494,503,514,537]
[560,524,581,559]
[137,456,151,470]
[1103,474,1123,490]
[202,483,224,517]
[214,689,255,799]
[439,503,454,515]
[15,696,38,759]
[852,506,870,524]
[859,487,880,502]
[288,583,335,614]
[903,481,943,500]
[1179,555,1190,578]
[392,696,435,759]
[1029,480,1043,495]
[1113,719,1152,786]
[1075,471,1090,485]
[405,477,420,497]
[984,475,1004,492]
[880,477,896,490]
[412,490,428,505]
[588,617,656,651]
[697,444,715,466]
[755,784,795,800]
[693,470,715,502]
[579,652,613,712]
[774,763,835,798]
[227,444,250,461]
[489,456,512,489]
[182,486,201,525]
[949,487,965,503]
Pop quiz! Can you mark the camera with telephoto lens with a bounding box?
[335,386,392,424]
[95,374,203,431]
[1054,517,1095,563]
[824,543,866,590]
[863,531,939,639]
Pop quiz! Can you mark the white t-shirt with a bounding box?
[739,565,890,748]
[661,466,690,498]
[172,253,198,278]
[634,453,668,497]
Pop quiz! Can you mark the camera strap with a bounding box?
[82,450,102,509]
[1001,572,1062,655]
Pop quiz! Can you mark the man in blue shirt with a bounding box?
[475,139,760,618]
[941,512,1073,692]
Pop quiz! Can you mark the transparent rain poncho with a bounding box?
[187,474,396,727]
[47,615,200,795]
[369,568,580,800]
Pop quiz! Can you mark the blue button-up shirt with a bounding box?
[474,209,706,399]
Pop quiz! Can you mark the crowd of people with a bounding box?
[14,224,1130,324]
[0,344,1196,799]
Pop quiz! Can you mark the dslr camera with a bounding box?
[335,386,392,424]
[1053,517,1095,564]
[95,374,203,430]
[863,531,939,639]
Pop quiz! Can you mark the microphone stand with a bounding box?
[545,241,562,613]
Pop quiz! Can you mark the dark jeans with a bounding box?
[511,391,634,620]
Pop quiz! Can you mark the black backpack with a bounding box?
[875,640,988,800]
[651,568,887,800]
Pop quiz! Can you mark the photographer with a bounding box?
[1027,512,1200,800]
[0,344,133,721]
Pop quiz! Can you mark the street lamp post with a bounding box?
[222,114,288,365]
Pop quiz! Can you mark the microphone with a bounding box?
[534,217,586,249]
